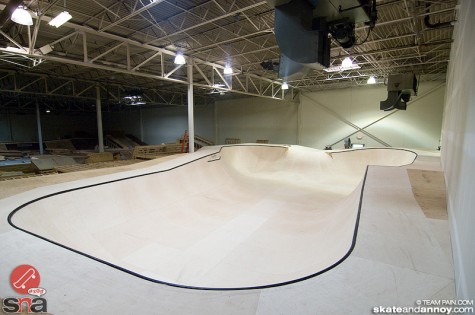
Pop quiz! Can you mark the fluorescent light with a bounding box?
[223,65,233,75]
[367,76,376,84]
[174,52,186,65]
[11,6,33,26]
[5,46,24,52]
[323,64,361,73]
[282,82,289,90]
[341,57,353,68]
[49,11,72,28]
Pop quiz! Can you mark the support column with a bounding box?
[297,93,301,145]
[187,60,195,153]
[7,109,13,141]
[35,99,44,155]
[96,85,104,152]
[139,108,144,142]
[214,102,218,145]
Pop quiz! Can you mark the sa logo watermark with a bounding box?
[2,264,48,313]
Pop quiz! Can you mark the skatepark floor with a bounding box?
[0,145,454,314]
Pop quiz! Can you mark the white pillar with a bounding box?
[35,100,44,155]
[297,92,301,145]
[96,85,104,152]
[187,60,195,153]
[139,108,144,142]
[214,102,218,145]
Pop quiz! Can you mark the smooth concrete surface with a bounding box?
[0,145,454,314]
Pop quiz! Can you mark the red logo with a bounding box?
[3,265,47,313]
[10,264,41,295]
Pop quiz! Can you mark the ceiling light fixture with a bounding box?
[49,0,72,28]
[123,95,145,106]
[5,46,24,52]
[367,76,376,84]
[341,57,353,68]
[174,52,186,65]
[323,57,361,73]
[49,11,72,27]
[282,82,289,90]
[323,64,361,73]
[11,6,33,26]
[223,65,233,75]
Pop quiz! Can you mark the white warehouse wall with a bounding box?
[300,81,445,150]
[440,0,475,301]
[215,97,298,144]
[214,81,445,150]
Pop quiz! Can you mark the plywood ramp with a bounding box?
[7,145,416,289]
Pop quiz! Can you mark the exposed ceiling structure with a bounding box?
[0,0,458,112]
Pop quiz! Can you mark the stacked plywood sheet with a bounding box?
[54,160,140,173]
[106,134,142,149]
[133,144,183,160]
[45,140,77,155]
[31,155,78,171]
[84,152,114,164]
[194,135,214,147]
[0,150,24,158]
[225,138,241,144]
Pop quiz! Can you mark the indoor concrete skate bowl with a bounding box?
[6,145,417,290]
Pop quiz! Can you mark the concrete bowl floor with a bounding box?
[5,145,416,289]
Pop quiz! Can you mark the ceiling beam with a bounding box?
[98,0,166,32]
[146,1,268,45]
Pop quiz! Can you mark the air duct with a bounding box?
[269,0,376,79]
[273,0,329,79]
[380,74,418,111]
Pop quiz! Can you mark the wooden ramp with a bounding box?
[6,145,416,289]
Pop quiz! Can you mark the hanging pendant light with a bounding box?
[367,76,376,84]
[174,52,186,65]
[11,6,33,26]
[341,57,353,69]
[223,65,233,75]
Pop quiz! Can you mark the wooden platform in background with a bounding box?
[54,160,141,173]
[133,144,183,159]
